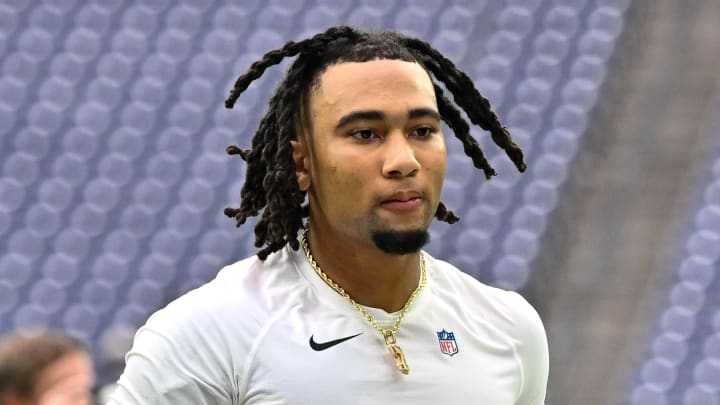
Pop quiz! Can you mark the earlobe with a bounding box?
[291,139,312,191]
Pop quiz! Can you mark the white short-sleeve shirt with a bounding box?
[109,246,548,404]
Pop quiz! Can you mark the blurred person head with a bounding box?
[0,333,95,405]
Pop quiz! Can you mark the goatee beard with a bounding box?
[371,230,429,255]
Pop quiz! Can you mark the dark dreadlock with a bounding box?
[223,26,526,260]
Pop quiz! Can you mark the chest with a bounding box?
[240,305,522,405]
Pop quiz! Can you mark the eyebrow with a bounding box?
[335,108,441,129]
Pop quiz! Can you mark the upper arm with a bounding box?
[108,296,239,405]
[510,293,549,405]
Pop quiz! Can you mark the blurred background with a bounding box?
[1,0,719,404]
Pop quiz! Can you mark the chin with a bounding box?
[370,229,429,255]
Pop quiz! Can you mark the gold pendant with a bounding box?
[389,344,409,374]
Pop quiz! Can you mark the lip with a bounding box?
[379,190,424,212]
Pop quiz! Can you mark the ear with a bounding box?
[291,138,311,191]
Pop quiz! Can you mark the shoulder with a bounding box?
[144,246,304,344]
[112,247,308,403]
[425,253,546,346]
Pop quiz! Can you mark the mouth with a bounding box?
[380,191,424,212]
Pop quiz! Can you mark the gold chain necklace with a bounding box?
[299,231,427,375]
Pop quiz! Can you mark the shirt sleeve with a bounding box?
[509,292,549,405]
[107,296,237,405]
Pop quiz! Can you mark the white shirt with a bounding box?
[110,246,548,404]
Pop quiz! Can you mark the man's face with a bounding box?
[294,59,447,252]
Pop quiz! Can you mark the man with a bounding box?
[0,332,95,405]
[110,26,548,404]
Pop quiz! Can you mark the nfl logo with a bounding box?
[437,329,459,356]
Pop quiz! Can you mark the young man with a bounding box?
[110,26,548,404]
[0,332,95,405]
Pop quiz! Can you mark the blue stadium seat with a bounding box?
[552,104,589,133]
[455,228,494,263]
[36,178,73,212]
[525,55,562,84]
[3,52,38,85]
[523,180,559,214]
[39,77,74,110]
[138,253,177,288]
[84,179,120,213]
[131,179,170,214]
[70,204,108,238]
[41,253,80,288]
[686,230,720,262]
[533,153,570,187]
[121,4,159,34]
[493,255,531,290]
[13,304,50,330]
[129,77,167,109]
[0,281,17,316]
[705,180,720,204]
[392,7,430,38]
[120,205,156,238]
[704,333,720,358]
[511,204,548,235]
[562,78,599,111]
[682,386,719,405]
[571,55,608,85]
[24,203,60,238]
[122,103,157,134]
[641,358,677,391]
[670,280,707,314]
[502,229,540,262]
[28,102,63,134]
[103,230,140,263]
[51,229,91,262]
[652,332,690,366]
[588,6,624,39]
[192,154,229,187]
[91,254,130,287]
[486,30,523,64]
[74,4,112,34]
[439,5,478,38]
[432,30,468,62]
[692,359,720,389]
[578,30,616,61]
[631,384,668,405]
[29,279,66,314]
[155,29,192,62]
[678,255,715,289]
[81,279,117,313]
[660,306,697,340]
[696,204,720,232]
[19,28,53,62]
[533,30,570,63]
[63,303,100,340]
[3,153,39,186]
[9,230,45,264]
[0,253,31,288]
[543,6,580,38]
[49,52,86,84]
[149,229,187,260]
[128,280,165,313]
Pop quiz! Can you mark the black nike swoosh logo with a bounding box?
[309,333,363,351]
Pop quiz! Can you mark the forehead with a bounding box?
[310,59,436,115]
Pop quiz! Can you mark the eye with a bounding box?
[412,126,437,138]
[350,129,377,140]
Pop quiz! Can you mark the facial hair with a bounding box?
[371,229,429,255]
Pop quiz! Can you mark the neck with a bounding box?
[305,222,422,313]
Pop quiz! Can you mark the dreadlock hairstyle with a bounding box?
[224,25,527,260]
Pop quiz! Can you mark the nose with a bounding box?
[381,133,420,178]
